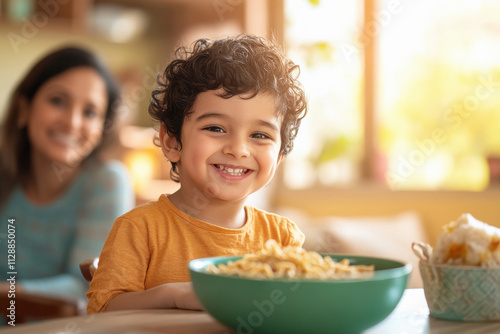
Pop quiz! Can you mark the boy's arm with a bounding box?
[105,282,203,311]
[87,217,202,312]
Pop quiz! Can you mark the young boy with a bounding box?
[86,35,308,313]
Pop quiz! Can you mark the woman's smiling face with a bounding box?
[163,89,282,203]
[22,66,108,168]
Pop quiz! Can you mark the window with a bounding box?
[283,0,500,191]
[284,0,364,188]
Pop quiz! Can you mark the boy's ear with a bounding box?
[277,154,284,166]
[159,123,181,163]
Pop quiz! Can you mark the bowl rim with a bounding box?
[419,260,500,271]
[190,254,412,283]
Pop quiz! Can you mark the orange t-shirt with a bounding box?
[86,194,304,313]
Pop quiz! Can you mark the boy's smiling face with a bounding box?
[161,89,282,203]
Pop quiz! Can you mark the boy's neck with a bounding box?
[167,191,247,229]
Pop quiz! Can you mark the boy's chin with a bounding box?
[207,190,253,203]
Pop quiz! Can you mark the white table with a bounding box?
[3,289,500,334]
[366,289,500,334]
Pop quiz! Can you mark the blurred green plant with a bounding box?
[380,57,500,189]
[300,42,336,67]
[313,135,350,166]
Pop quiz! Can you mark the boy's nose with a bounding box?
[223,135,250,158]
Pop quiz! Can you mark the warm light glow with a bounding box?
[124,149,157,194]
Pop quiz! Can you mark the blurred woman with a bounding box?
[0,46,135,303]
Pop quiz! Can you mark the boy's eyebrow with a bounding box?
[196,112,279,132]
[255,119,279,133]
[195,112,226,122]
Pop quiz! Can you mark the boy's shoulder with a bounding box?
[248,205,294,224]
[248,205,305,246]
[117,194,170,223]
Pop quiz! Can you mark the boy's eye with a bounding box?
[251,132,272,140]
[203,126,225,133]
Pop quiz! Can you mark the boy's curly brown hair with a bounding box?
[149,34,307,181]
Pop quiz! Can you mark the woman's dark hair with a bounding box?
[0,46,121,205]
[149,35,308,181]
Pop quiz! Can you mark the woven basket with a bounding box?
[420,261,500,321]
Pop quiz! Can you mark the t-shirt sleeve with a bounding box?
[285,219,305,248]
[86,216,150,313]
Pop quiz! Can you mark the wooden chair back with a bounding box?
[0,257,99,324]
[0,293,80,324]
[80,257,99,282]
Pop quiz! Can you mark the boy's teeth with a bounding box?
[216,164,247,176]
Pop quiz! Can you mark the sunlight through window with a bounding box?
[284,0,364,189]
[284,0,500,191]
[379,0,500,190]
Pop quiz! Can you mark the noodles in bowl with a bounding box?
[207,239,374,280]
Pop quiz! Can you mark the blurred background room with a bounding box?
[1,0,499,288]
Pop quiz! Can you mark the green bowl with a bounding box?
[190,255,411,334]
